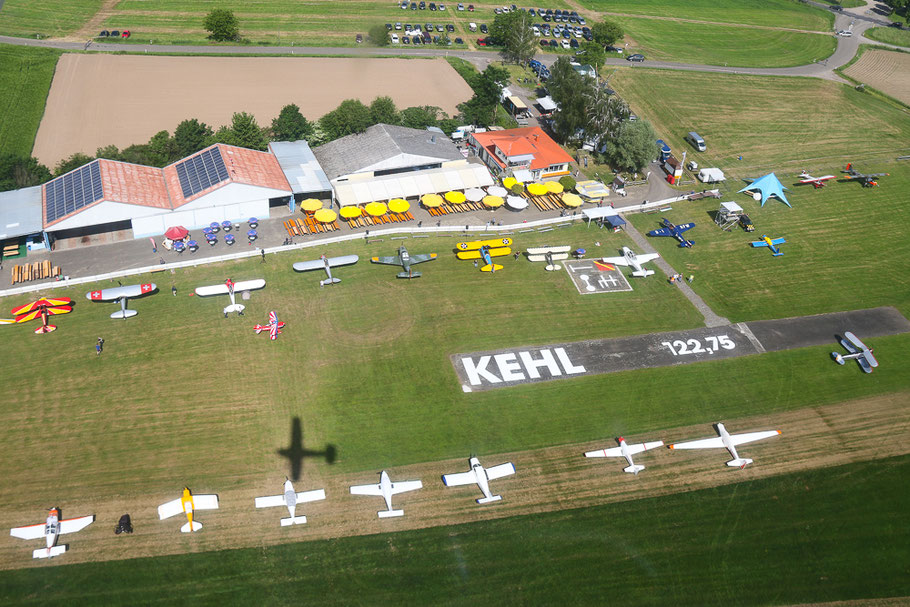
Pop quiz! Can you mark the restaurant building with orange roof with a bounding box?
[466,127,574,183]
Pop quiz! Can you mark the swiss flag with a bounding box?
[90,291,102,300]
[141,283,152,293]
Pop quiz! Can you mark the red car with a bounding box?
[468,4,474,10]
[477,37,487,46]
[121,30,130,38]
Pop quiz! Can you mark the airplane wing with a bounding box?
[770,238,786,245]
[15,310,43,323]
[326,255,359,268]
[59,515,94,535]
[157,498,185,520]
[585,446,623,458]
[296,489,327,503]
[232,279,266,292]
[409,254,438,265]
[195,284,230,297]
[669,437,725,450]
[349,483,383,496]
[730,430,780,446]
[485,462,516,481]
[486,247,512,258]
[441,470,477,487]
[10,522,46,540]
[293,259,327,272]
[254,494,286,508]
[676,223,695,233]
[626,440,665,455]
[600,256,630,266]
[390,480,423,495]
[636,253,660,263]
[193,494,219,510]
[844,332,868,352]
[750,241,770,247]
[45,307,73,316]
[371,256,402,266]
[648,228,673,237]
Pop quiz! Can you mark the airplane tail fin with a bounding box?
[727,458,753,469]
[481,264,503,273]
[623,464,646,475]
[397,271,420,279]
[33,545,67,559]
[320,278,341,286]
[544,264,561,271]
[378,509,405,519]
[773,251,784,257]
[831,352,846,365]
[180,521,203,533]
[678,240,694,248]
[280,516,307,526]
[477,495,502,504]
[631,269,654,278]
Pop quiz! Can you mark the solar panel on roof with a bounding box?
[174,147,230,199]
[44,161,104,223]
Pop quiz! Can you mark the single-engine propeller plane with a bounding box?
[750,235,786,257]
[158,487,219,532]
[10,508,94,559]
[371,246,437,278]
[194,278,265,316]
[442,456,516,504]
[601,247,660,277]
[841,163,888,187]
[350,470,423,518]
[255,478,326,526]
[647,219,695,248]
[455,238,512,272]
[86,283,156,319]
[831,331,878,373]
[668,423,781,468]
[584,437,664,474]
[6,298,73,333]
[254,311,285,340]
[796,171,836,189]
[293,254,359,285]
[527,245,571,271]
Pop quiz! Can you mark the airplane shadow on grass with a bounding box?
[277,417,337,481]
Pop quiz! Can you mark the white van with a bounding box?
[686,131,706,152]
[391,33,400,44]
[468,22,477,31]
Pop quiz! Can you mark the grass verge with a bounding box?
[0,44,61,157]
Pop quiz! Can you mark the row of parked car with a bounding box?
[390,33,464,44]
[533,23,592,41]
[400,1,462,10]
[388,22,456,34]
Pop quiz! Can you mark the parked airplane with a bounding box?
[10,508,94,559]
[750,235,786,257]
[350,470,423,518]
[601,247,660,277]
[648,218,695,247]
[7,297,73,333]
[194,278,265,316]
[831,331,878,373]
[841,163,888,187]
[254,311,285,340]
[371,246,437,278]
[668,423,780,468]
[584,437,664,474]
[796,171,836,188]
[86,283,157,319]
[293,254,359,285]
[456,238,512,272]
[527,245,571,271]
[158,487,219,532]
[255,478,326,526]
[442,456,516,504]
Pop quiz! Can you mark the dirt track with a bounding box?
[32,54,474,168]
[2,392,908,571]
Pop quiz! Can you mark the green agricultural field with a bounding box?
[0,0,104,39]
[610,69,910,175]
[0,45,61,158]
[1,456,907,605]
[864,26,910,48]
[617,17,835,67]
[576,0,833,31]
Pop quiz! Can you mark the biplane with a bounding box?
[831,331,878,373]
[86,283,156,319]
[750,235,786,257]
[254,311,285,340]
[4,298,73,333]
[527,245,571,271]
[371,246,437,278]
[647,219,695,248]
[194,278,265,316]
[455,238,512,272]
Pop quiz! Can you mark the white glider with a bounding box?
[601,247,660,278]
[293,254,359,286]
[442,456,515,504]
[194,278,265,316]
[158,487,219,532]
[350,470,423,518]
[584,437,664,474]
[86,282,157,318]
[10,508,94,559]
[669,423,781,468]
[255,478,326,526]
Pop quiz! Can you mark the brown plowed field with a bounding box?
[844,50,910,105]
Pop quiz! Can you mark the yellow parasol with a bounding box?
[314,209,338,223]
[482,195,505,208]
[301,198,323,212]
[365,201,388,217]
[527,183,548,196]
[545,181,564,194]
[339,206,362,219]
[445,191,467,204]
[389,198,410,213]
[421,193,443,208]
[562,193,583,207]
[503,176,523,190]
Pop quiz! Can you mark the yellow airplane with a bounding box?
[158,487,219,533]
[455,238,513,272]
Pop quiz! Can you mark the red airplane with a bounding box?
[796,170,836,189]
[5,298,73,333]
[254,311,285,340]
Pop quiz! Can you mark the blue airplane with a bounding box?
[750,235,786,257]
[647,218,695,248]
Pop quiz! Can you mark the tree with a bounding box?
[319,99,374,141]
[0,154,51,192]
[203,9,240,42]
[606,119,658,173]
[369,97,399,125]
[457,65,509,127]
[174,119,213,157]
[497,11,538,64]
[54,153,94,177]
[271,104,315,141]
[546,57,592,143]
[559,175,576,191]
[584,85,628,147]
[399,106,440,129]
[95,144,122,161]
[227,112,268,150]
[578,41,606,71]
[368,23,390,46]
[592,19,624,47]
[146,130,181,165]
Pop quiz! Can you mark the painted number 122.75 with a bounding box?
[661,335,735,356]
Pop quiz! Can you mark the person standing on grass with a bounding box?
[96,337,104,355]
[260,248,266,263]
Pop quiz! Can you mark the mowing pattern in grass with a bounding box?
[618,17,835,67]
[1,455,906,605]
[0,0,104,38]
[576,0,833,31]
[0,45,61,157]
[864,26,910,48]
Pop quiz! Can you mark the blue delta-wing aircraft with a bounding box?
[648,218,695,248]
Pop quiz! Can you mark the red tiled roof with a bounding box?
[471,127,573,171]
[99,160,171,209]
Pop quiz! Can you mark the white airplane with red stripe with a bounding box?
[585,437,664,474]
[669,423,781,468]
[10,508,94,559]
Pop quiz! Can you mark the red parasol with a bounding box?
[164,226,189,240]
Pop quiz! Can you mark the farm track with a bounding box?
[2,391,907,571]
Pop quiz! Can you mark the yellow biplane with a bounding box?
[455,238,513,272]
